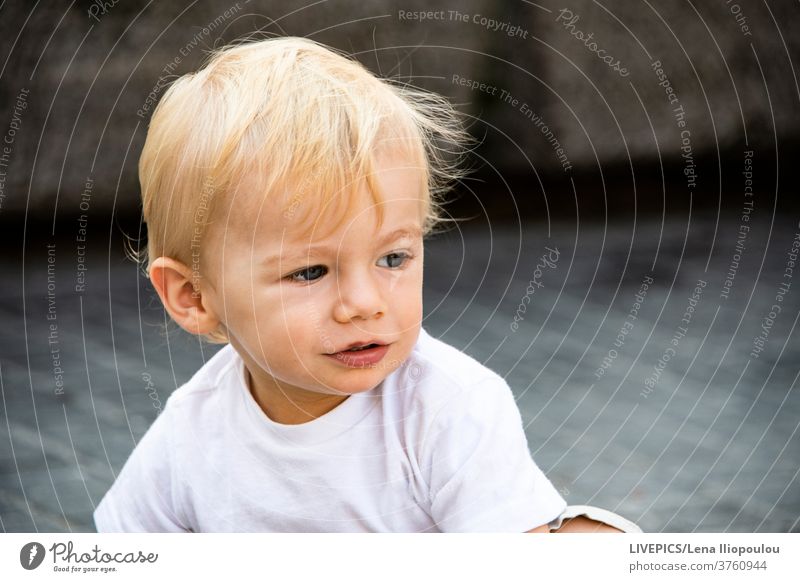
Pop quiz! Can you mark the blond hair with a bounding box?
[138,35,469,342]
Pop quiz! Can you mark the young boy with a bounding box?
[94,36,616,533]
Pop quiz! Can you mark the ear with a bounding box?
[149,257,221,336]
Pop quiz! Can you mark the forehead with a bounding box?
[227,152,427,246]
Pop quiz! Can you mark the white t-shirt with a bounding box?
[94,327,566,532]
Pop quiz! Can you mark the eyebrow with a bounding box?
[263,225,423,267]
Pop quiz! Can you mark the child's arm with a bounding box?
[526,517,622,533]
[528,505,639,532]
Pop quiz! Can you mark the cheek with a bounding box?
[257,292,327,345]
[390,271,423,325]
[238,300,323,369]
[398,264,424,300]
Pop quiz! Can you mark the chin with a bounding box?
[328,370,390,394]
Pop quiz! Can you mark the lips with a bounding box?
[325,342,390,368]
[337,340,387,353]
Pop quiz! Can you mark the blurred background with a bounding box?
[0,0,798,532]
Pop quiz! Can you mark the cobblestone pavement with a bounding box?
[1,215,798,532]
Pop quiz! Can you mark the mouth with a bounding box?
[325,341,390,367]
[343,342,383,352]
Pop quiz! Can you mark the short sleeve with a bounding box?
[93,401,189,532]
[421,376,566,532]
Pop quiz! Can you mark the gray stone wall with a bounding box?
[0,1,797,216]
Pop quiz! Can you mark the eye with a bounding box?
[377,252,412,269]
[286,265,328,283]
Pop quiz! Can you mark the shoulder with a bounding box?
[161,344,241,421]
[410,327,507,389]
[169,344,239,401]
[385,327,512,421]
[94,345,244,532]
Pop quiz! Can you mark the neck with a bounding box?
[245,367,349,425]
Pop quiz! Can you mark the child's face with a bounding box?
[204,152,425,398]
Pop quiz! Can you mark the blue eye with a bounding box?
[378,252,411,269]
[287,265,327,282]
[285,252,411,283]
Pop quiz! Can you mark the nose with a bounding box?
[332,267,387,322]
